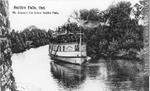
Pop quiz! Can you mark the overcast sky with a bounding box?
[9,0,139,31]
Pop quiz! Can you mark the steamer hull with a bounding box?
[50,54,86,65]
[49,42,87,65]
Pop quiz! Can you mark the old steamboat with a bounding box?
[49,31,87,65]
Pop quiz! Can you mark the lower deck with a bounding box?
[50,54,87,65]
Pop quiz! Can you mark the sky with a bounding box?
[9,0,139,31]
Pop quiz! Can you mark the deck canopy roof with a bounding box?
[50,33,86,43]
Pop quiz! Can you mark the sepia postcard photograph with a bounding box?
[0,0,149,91]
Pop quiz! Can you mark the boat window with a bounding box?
[58,46,61,52]
[75,45,79,51]
[63,46,65,51]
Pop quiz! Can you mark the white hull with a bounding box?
[49,42,87,65]
[50,54,87,65]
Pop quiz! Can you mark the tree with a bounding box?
[69,1,144,59]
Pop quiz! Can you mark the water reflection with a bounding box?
[11,46,148,91]
[106,61,148,91]
[50,61,86,90]
[50,60,147,91]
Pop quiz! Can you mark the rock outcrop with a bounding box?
[0,0,16,91]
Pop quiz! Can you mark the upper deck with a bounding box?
[50,33,86,44]
[49,42,86,52]
[49,42,87,57]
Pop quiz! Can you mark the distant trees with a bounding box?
[9,26,52,53]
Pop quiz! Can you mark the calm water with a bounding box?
[11,45,147,91]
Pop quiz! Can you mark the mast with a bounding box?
[79,27,82,57]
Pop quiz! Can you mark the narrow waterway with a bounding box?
[11,45,147,91]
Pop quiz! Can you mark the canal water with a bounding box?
[11,45,147,91]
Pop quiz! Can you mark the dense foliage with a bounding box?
[8,26,53,53]
[62,1,144,59]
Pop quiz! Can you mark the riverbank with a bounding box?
[9,27,52,54]
[12,42,49,54]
